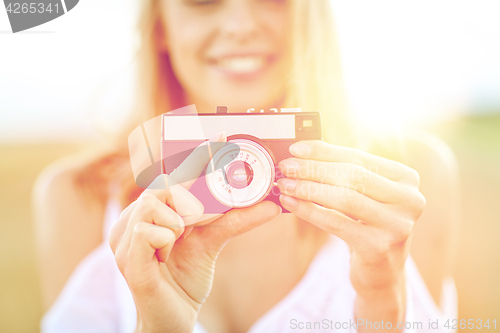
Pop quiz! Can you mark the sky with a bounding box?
[1,0,500,143]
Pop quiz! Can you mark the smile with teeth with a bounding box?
[216,56,268,74]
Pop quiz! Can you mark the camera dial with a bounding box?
[205,139,275,208]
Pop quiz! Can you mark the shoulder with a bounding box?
[34,157,78,203]
[34,153,99,213]
[402,132,460,305]
[402,132,459,186]
[33,150,113,235]
[34,152,113,309]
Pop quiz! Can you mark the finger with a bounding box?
[288,141,420,185]
[122,193,186,251]
[170,132,227,189]
[127,222,176,286]
[166,181,205,225]
[141,174,204,225]
[278,159,406,203]
[109,182,176,253]
[195,201,281,255]
[279,194,364,244]
[278,179,394,225]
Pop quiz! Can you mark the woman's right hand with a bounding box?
[109,182,280,333]
[109,134,282,333]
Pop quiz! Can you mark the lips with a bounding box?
[210,55,272,75]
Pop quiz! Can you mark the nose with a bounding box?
[219,0,260,42]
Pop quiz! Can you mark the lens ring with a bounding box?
[205,139,275,208]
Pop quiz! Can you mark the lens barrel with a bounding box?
[205,139,275,208]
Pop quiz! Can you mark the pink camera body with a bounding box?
[161,109,322,214]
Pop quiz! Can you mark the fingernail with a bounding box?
[183,226,194,239]
[280,194,298,208]
[290,143,310,157]
[209,132,226,142]
[279,159,300,172]
[277,178,297,192]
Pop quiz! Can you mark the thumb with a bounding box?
[196,201,282,254]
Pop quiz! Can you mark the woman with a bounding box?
[35,0,459,332]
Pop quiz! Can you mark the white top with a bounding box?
[42,199,458,333]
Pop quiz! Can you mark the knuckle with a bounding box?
[352,149,370,169]
[324,212,344,234]
[133,222,150,240]
[344,190,363,212]
[137,193,157,213]
[369,239,391,260]
[114,247,127,274]
[388,218,414,246]
[415,191,426,215]
[408,189,426,218]
[350,164,370,190]
[139,193,157,206]
[405,167,421,187]
[398,219,414,239]
[376,244,391,259]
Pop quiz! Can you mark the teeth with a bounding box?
[218,56,266,74]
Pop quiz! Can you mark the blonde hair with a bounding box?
[135,0,355,143]
[80,0,358,207]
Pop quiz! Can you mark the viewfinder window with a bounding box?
[303,120,313,127]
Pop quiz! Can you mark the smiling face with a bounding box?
[159,0,290,113]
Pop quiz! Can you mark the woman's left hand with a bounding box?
[277,140,426,298]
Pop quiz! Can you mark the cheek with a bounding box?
[168,32,205,72]
[167,33,204,86]
[163,10,212,86]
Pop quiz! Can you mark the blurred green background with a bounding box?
[0,114,499,332]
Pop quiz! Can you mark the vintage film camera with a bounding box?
[161,107,322,214]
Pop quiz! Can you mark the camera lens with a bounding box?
[205,139,275,208]
[225,161,254,189]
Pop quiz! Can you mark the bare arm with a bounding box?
[33,162,106,311]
